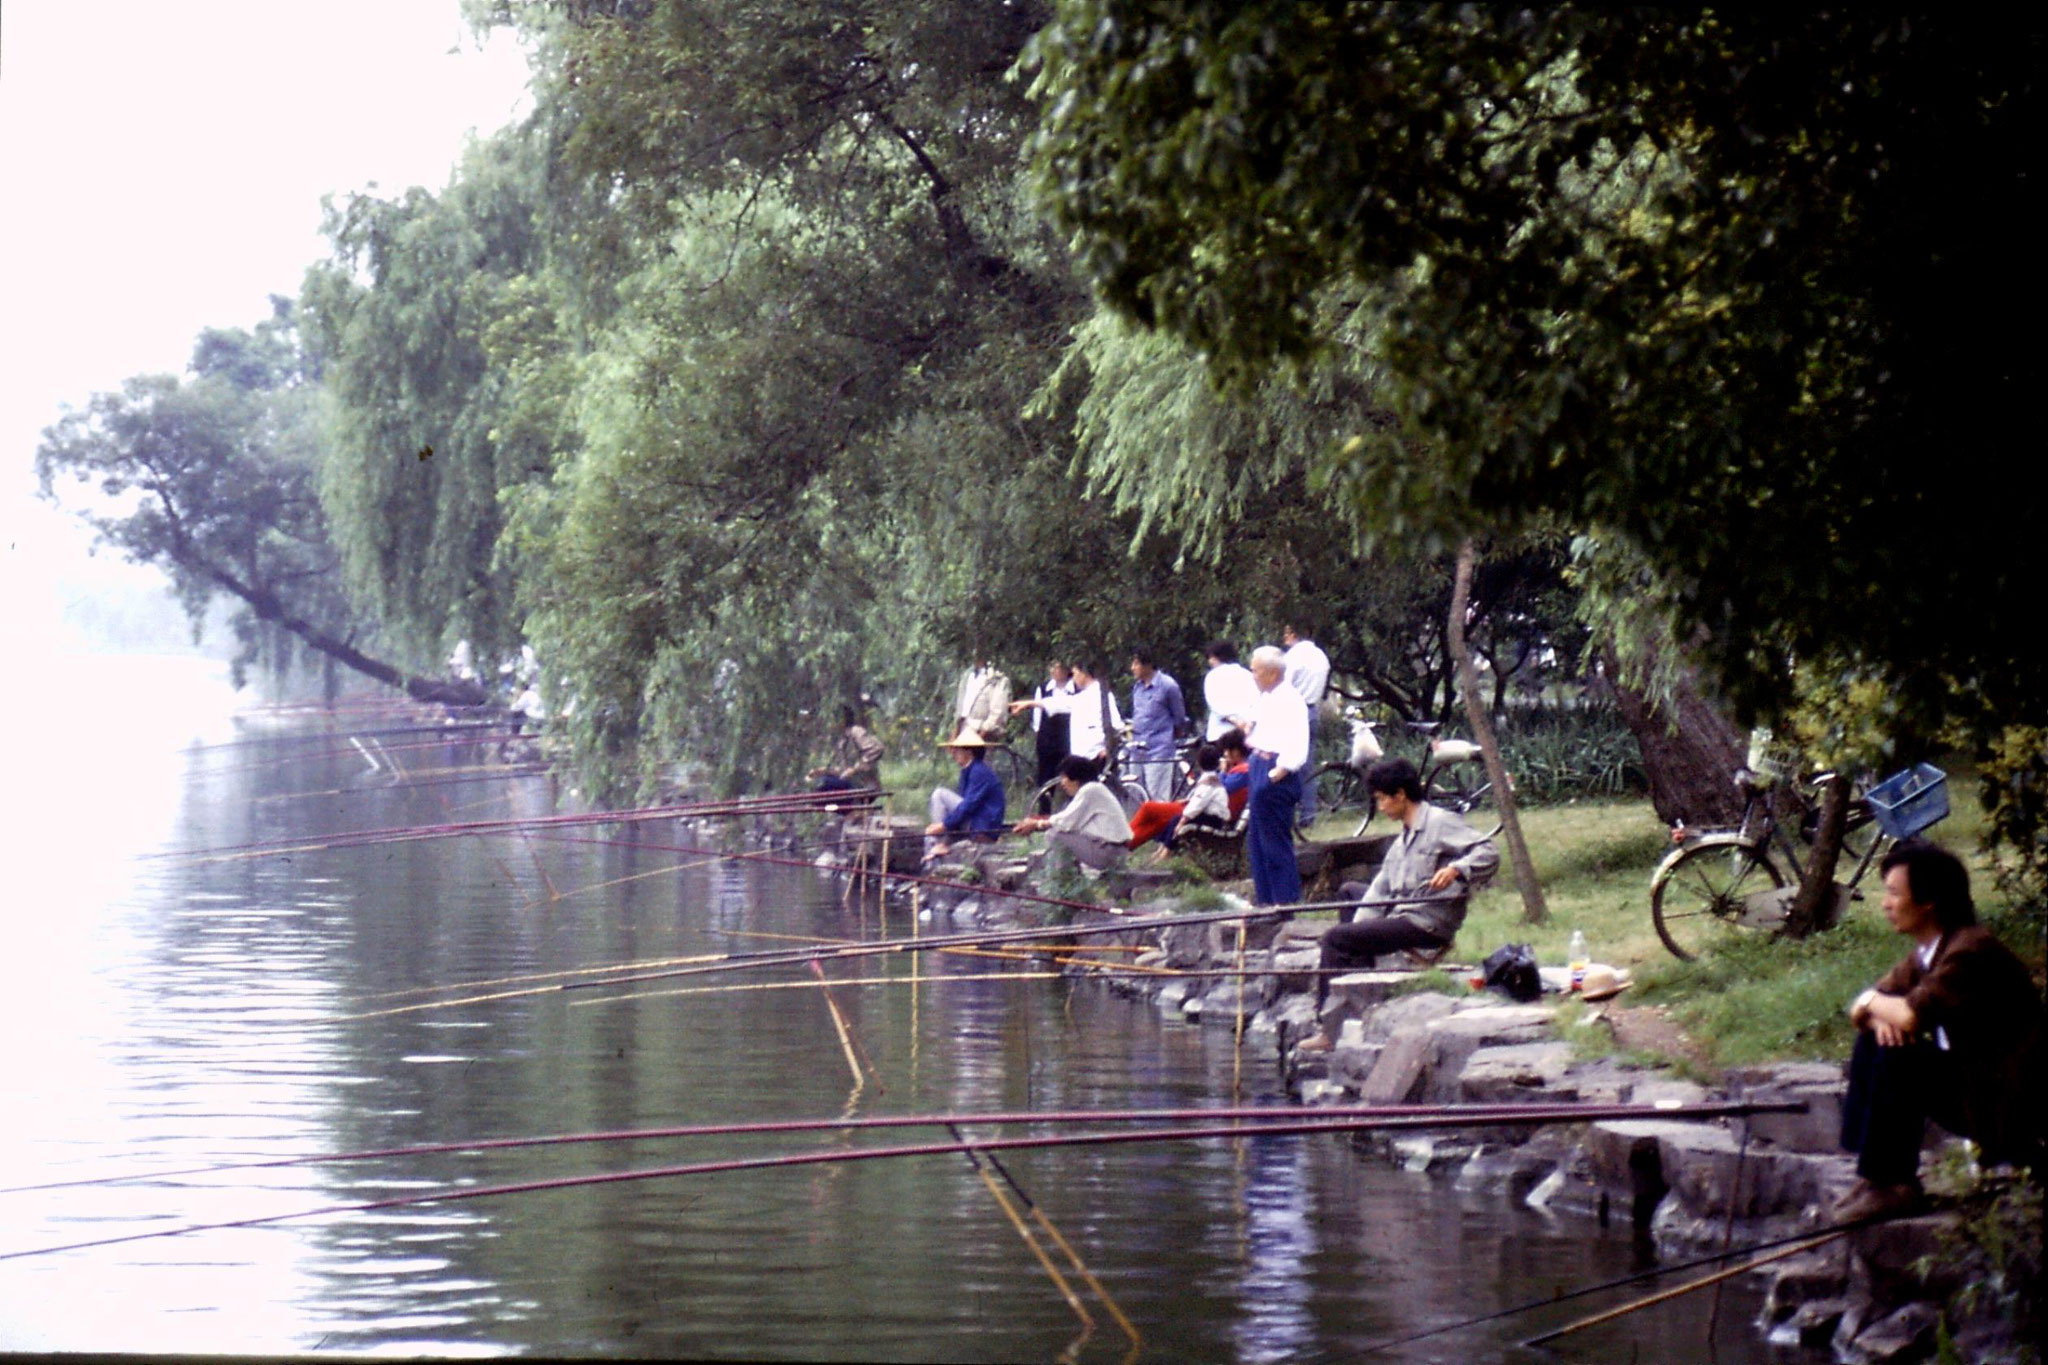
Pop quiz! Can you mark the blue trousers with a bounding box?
[1246,754,1303,905]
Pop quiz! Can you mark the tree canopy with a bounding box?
[1027,5,2041,735]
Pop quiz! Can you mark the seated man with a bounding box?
[1013,754,1132,871]
[810,704,886,792]
[1297,758,1499,1053]
[1835,839,2043,1220]
[923,726,1006,862]
[1126,732,1252,856]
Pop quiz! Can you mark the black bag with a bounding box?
[1481,942,1542,1002]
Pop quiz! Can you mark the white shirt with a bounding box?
[1203,662,1261,740]
[1031,676,1073,733]
[1040,679,1122,760]
[1048,781,1133,844]
[1284,638,1331,708]
[1246,681,1311,773]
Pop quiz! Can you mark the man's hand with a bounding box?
[1852,988,1919,1046]
[1427,866,1461,892]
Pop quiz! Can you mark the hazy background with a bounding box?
[0,0,531,670]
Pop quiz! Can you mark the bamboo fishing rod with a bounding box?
[0,1102,1806,1266]
[154,787,882,865]
[190,719,522,753]
[335,893,1458,1018]
[0,1099,1802,1198]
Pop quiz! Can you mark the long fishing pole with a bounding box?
[154,788,882,864]
[0,1099,1800,1198]
[336,892,1456,1019]
[0,1101,1804,1266]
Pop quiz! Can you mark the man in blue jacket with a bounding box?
[925,725,1007,862]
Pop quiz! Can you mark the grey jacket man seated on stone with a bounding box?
[1297,757,1499,1053]
[1012,754,1132,871]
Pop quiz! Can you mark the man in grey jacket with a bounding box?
[1297,757,1498,1052]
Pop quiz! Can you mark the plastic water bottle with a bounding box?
[1568,930,1589,992]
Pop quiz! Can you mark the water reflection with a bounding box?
[0,674,1810,1362]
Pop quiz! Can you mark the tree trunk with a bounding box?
[1451,541,1547,925]
[195,556,491,708]
[1786,775,1850,938]
[1602,640,1748,830]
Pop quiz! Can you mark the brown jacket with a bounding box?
[1875,924,2044,1161]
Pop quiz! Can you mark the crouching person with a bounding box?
[1296,758,1498,1053]
[1835,839,2043,1220]
[1013,755,1131,873]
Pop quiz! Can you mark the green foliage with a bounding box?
[303,131,560,665]
[1027,3,2040,747]
[34,301,381,689]
[1492,705,1648,804]
[1980,727,2048,932]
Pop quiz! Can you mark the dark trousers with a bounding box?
[1316,915,1447,1009]
[1246,754,1302,905]
[1034,716,1070,813]
[1840,1030,1961,1185]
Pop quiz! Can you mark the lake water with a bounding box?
[0,657,1816,1361]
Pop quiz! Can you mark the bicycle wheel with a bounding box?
[1649,835,1787,961]
[1426,766,1503,840]
[1317,763,1371,818]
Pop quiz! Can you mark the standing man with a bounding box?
[1126,649,1188,802]
[955,657,1012,743]
[1282,622,1332,827]
[1201,640,1261,741]
[1241,645,1311,906]
[1011,659,1122,767]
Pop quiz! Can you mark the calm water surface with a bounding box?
[0,658,1818,1361]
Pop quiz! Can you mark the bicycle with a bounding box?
[1313,707,1506,839]
[1648,758,1948,961]
[1029,731,1151,822]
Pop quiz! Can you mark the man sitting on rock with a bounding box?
[1012,754,1132,873]
[1834,839,2043,1221]
[924,726,1006,863]
[1296,757,1498,1053]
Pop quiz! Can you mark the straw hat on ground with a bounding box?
[1580,964,1632,1003]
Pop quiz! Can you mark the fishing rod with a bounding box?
[0,1099,1791,1199]
[0,1100,1803,1265]
[188,719,523,754]
[153,788,882,864]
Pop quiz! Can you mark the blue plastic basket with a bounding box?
[1864,763,1949,840]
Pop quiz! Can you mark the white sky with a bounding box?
[0,0,533,651]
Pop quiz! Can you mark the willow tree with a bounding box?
[36,303,487,704]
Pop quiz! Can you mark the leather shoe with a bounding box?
[1294,1031,1335,1055]
[1830,1179,1925,1224]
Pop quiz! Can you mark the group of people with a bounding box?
[842,647,2045,1214]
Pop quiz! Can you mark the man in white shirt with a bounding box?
[1242,645,1311,905]
[1282,623,1332,826]
[1011,660,1122,764]
[1202,640,1261,741]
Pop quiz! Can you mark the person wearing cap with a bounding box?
[1834,839,2043,1222]
[1296,756,1498,1052]
[924,725,1007,861]
[1012,754,1132,871]
[1240,646,1312,906]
